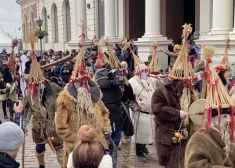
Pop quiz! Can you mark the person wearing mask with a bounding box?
[0,122,24,168]
[129,64,162,162]
[113,43,122,60]
[67,125,112,168]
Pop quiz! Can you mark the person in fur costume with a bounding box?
[55,25,112,168]
[22,54,64,168]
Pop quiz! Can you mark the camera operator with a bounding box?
[94,67,126,168]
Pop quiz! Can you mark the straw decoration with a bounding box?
[101,36,121,69]
[8,39,18,76]
[202,45,234,142]
[29,28,36,53]
[149,41,159,74]
[169,23,195,80]
[124,41,147,70]
[216,36,231,71]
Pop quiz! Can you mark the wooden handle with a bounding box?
[41,56,74,69]
[219,156,228,166]
[47,137,56,154]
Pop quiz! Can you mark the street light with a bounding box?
[36,18,43,58]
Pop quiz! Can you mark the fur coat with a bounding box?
[23,81,63,148]
[55,84,111,168]
[151,82,198,167]
[129,75,163,144]
[185,128,235,168]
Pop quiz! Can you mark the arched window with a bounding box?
[24,14,28,42]
[63,0,71,42]
[42,7,48,42]
[52,4,59,42]
[30,11,34,29]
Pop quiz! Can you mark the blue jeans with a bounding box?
[110,130,122,168]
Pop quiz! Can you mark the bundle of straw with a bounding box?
[124,41,147,70]
[29,28,36,53]
[201,44,235,142]
[149,41,159,74]
[8,39,18,76]
[101,36,121,69]
[216,36,231,71]
[169,23,195,80]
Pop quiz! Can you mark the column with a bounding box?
[104,0,116,38]
[199,0,212,36]
[77,0,87,37]
[143,0,162,38]
[210,0,233,35]
[117,0,126,39]
[230,2,235,34]
[71,0,78,39]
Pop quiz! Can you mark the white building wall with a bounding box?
[86,0,96,39]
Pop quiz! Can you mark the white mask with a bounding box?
[140,71,149,84]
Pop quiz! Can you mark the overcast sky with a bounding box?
[0,0,21,39]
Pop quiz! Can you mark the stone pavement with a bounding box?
[0,102,164,168]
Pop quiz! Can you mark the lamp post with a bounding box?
[36,18,43,58]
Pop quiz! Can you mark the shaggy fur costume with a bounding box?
[23,81,63,147]
[55,84,111,168]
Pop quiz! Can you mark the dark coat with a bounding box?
[0,152,20,168]
[151,83,184,167]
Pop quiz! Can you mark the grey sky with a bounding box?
[0,0,21,39]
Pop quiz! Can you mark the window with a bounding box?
[42,7,48,42]
[24,14,28,42]
[63,0,71,42]
[30,11,34,29]
[52,4,59,42]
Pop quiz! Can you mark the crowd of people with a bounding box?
[0,23,235,168]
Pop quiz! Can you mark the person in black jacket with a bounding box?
[113,43,122,60]
[94,68,123,168]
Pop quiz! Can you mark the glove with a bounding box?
[180,110,188,119]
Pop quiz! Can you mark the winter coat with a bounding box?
[129,76,163,144]
[100,85,123,132]
[0,152,20,168]
[67,152,112,168]
[185,128,235,168]
[55,83,111,167]
[151,82,198,167]
[23,81,63,147]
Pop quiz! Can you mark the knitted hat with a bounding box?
[0,122,24,151]
[173,44,181,52]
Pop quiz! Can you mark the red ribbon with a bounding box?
[79,34,85,40]
[92,36,96,42]
[206,107,212,132]
[226,44,231,50]
[153,46,157,55]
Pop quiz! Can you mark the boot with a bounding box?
[3,109,8,119]
[136,143,145,158]
[10,112,14,122]
[56,149,64,167]
[121,141,133,168]
[35,151,45,168]
[141,145,149,155]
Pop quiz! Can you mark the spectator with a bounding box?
[189,31,200,45]
[0,122,24,168]
[60,61,73,83]
[167,39,175,65]
[67,125,112,168]
[113,43,122,59]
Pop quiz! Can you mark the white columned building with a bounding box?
[104,0,116,39]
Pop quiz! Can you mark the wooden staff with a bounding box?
[220,155,228,166]
[40,55,74,69]
[47,137,56,154]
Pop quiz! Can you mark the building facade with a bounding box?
[16,0,235,71]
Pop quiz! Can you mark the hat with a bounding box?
[193,31,200,37]
[215,36,231,78]
[149,41,159,74]
[169,24,195,81]
[200,45,235,141]
[0,122,24,151]
[173,44,181,52]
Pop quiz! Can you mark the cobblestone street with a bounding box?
[0,103,163,168]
